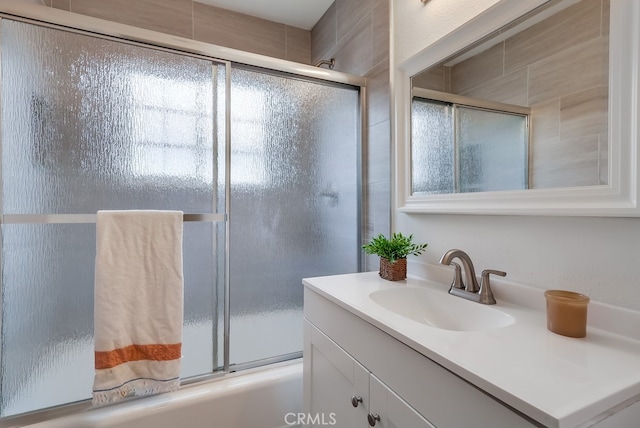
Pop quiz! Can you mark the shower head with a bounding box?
[315,58,335,70]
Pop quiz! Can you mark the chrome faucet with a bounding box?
[439,249,506,305]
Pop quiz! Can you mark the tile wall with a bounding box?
[311,0,391,271]
[43,0,311,64]
[414,0,609,189]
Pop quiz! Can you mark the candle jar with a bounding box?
[544,290,590,338]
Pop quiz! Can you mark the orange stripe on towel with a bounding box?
[95,343,182,369]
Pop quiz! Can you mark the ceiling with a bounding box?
[195,0,334,30]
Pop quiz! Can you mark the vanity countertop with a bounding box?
[302,271,640,428]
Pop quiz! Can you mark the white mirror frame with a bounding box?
[394,0,640,216]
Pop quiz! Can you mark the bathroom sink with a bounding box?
[369,286,515,332]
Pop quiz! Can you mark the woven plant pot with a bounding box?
[379,257,407,281]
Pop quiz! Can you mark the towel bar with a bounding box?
[1,213,226,224]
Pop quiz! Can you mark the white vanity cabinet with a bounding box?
[303,286,538,428]
[304,319,434,428]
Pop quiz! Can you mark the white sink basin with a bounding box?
[369,286,515,332]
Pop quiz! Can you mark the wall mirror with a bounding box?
[395,0,640,216]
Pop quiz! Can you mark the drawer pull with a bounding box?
[367,413,381,426]
[351,395,363,407]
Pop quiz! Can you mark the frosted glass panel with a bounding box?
[181,222,223,378]
[411,98,528,194]
[411,99,454,195]
[0,20,224,416]
[2,20,218,214]
[1,224,95,415]
[229,68,360,365]
[457,107,528,193]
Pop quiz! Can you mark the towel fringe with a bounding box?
[92,378,180,406]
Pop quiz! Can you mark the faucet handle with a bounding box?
[478,269,506,305]
[482,269,506,278]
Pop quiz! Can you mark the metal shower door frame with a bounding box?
[0,3,366,422]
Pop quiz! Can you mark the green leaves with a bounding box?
[362,233,428,263]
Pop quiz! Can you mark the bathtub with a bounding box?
[21,361,302,428]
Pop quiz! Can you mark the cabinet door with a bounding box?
[304,320,370,427]
[368,374,436,428]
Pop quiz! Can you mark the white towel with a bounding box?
[92,210,184,405]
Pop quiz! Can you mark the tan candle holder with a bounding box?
[544,290,590,338]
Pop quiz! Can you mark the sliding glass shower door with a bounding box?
[229,68,360,366]
[0,18,361,417]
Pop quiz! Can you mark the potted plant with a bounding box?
[362,233,428,281]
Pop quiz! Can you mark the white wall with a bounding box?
[392,0,640,312]
[393,0,500,64]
